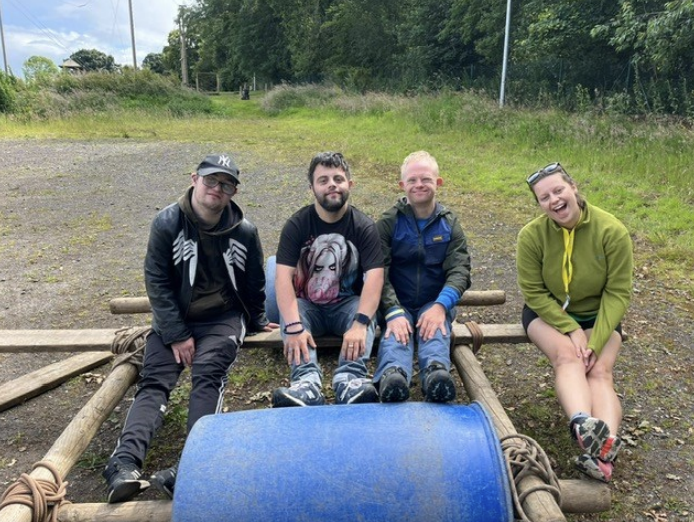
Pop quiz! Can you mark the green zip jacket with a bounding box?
[516,201,633,355]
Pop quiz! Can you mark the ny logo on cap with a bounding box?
[217,155,232,168]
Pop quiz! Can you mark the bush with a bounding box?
[0,72,18,113]
[7,69,213,119]
[261,83,340,114]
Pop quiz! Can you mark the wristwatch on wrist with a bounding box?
[353,312,371,325]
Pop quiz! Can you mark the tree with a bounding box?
[142,53,167,74]
[22,56,59,85]
[70,49,117,72]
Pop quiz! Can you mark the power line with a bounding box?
[6,0,77,58]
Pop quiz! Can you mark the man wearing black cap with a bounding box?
[103,153,276,503]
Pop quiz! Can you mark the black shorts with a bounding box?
[521,304,623,338]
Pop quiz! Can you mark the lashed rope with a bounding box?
[464,320,484,354]
[110,325,151,370]
[0,461,70,522]
[500,433,562,522]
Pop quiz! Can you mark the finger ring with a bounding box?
[348,343,354,347]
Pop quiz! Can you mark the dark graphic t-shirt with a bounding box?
[276,205,384,304]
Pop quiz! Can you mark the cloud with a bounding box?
[1,0,189,76]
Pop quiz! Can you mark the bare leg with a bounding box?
[584,329,623,434]
[527,318,592,418]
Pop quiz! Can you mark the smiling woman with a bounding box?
[516,162,633,483]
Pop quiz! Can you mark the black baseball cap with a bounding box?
[196,154,241,184]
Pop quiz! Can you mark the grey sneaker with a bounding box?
[379,367,409,403]
[272,381,325,407]
[335,378,379,405]
[571,416,611,459]
[422,362,456,403]
[575,454,614,483]
[103,458,149,504]
[150,465,177,499]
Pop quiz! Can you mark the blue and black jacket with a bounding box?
[377,197,471,320]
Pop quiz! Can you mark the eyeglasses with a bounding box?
[526,162,563,186]
[200,175,237,195]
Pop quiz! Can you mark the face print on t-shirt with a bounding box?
[294,233,358,304]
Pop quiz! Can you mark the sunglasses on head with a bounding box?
[526,162,563,186]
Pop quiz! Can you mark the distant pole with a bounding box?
[179,9,189,87]
[128,0,137,69]
[499,0,512,108]
[0,0,9,75]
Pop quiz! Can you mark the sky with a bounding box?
[0,0,195,77]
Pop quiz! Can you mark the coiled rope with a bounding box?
[110,325,151,370]
[0,461,69,522]
[500,433,562,522]
[464,321,484,354]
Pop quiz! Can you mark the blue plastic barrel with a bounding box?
[172,402,513,522]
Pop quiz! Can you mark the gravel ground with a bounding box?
[0,139,692,521]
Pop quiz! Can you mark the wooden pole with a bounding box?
[108,290,507,315]
[452,344,568,522]
[559,479,611,513]
[52,481,606,522]
[58,501,171,522]
[0,352,112,412]
[0,323,530,354]
[0,362,139,522]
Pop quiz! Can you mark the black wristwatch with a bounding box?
[353,312,371,325]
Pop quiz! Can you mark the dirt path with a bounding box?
[0,139,691,521]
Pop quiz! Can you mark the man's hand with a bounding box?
[342,323,368,361]
[283,331,316,366]
[262,322,280,332]
[416,304,448,342]
[384,316,412,345]
[172,337,195,367]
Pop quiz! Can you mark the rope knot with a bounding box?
[500,433,562,522]
[464,321,484,354]
[0,461,70,522]
[111,325,151,370]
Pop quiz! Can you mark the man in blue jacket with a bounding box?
[103,153,276,503]
[374,151,471,403]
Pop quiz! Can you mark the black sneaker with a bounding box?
[379,367,409,403]
[103,458,149,504]
[422,363,456,403]
[272,381,325,407]
[151,465,177,499]
[334,378,379,405]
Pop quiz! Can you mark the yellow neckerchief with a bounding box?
[561,208,583,310]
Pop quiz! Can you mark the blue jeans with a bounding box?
[373,303,454,385]
[280,296,375,389]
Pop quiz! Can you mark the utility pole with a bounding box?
[128,0,137,69]
[499,0,512,108]
[179,8,189,87]
[0,0,9,75]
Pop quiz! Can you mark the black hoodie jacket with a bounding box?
[144,186,269,344]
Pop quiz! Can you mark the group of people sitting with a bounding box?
[101,150,633,503]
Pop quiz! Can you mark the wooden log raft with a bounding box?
[108,290,507,315]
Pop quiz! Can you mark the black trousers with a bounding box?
[111,310,245,468]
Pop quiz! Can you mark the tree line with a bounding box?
[140,0,694,116]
